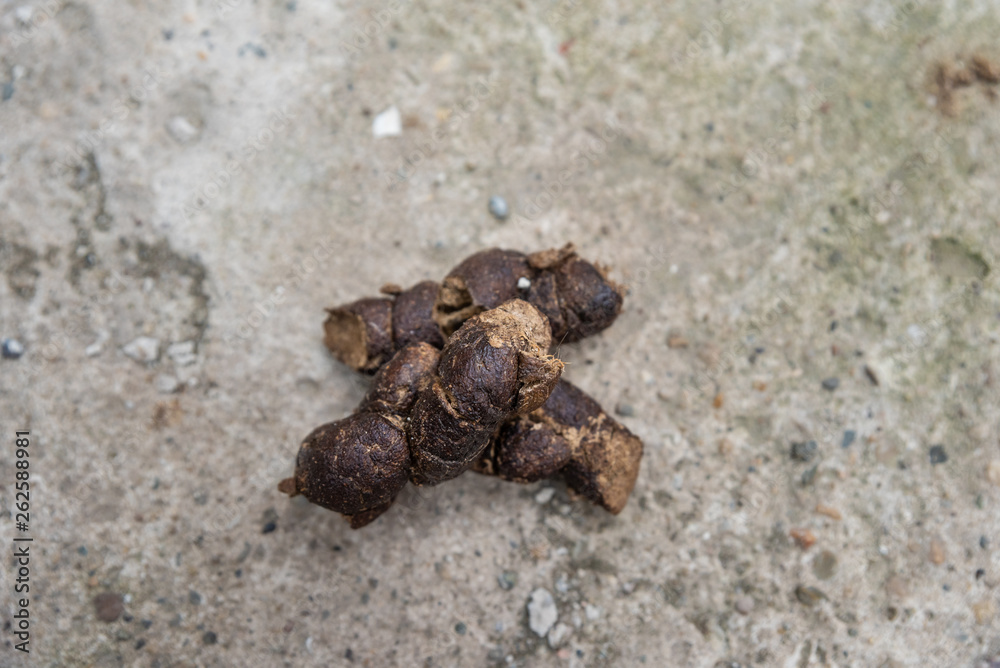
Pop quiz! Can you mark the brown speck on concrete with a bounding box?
[789,528,817,550]
[667,335,689,348]
[928,537,946,565]
[815,504,842,520]
[94,593,124,622]
[972,55,1000,83]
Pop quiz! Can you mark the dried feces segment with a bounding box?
[409,300,563,485]
[322,245,623,373]
[279,342,440,527]
[477,380,643,514]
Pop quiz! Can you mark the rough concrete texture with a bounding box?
[1,0,999,666]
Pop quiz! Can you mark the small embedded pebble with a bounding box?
[202,631,218,645]
[189,590,202,605]
[813,550,838,580]
[167,340,197,366]
[372,106,401,137]
[535,487,555,504]
[166,116,200,143]
[801,465,818,486]
[454,622,467,635]
[547,622,572,649]
[841,430,856,448]
[666,335,689,348]
[885,575,908,599]
[517,276,531,290]
[815,504,842,520]
[734,596,754,615]
[972,599,997,625]
[94,593,124,622]
[498,571,518,590]
[789,528,817,550]
[527,588,557,637]
[154,374,181,394]
[795,585,827,607]
[123,336,160,363]
[2,338,24,359]
[986,460,1000,486]
[929,537,946,565]
[615,402,635,417]
[791,440,818,462]
[821,377,840,391]
[929,445,948,465]
[262,521,277,534]
[488,195,509,220]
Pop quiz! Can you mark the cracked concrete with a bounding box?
[1,0,999,666]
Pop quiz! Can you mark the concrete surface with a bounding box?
[1,0,999,666]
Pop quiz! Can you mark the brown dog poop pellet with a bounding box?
[279,342,440,528]
[281,300,564,527]
[283,244,643,529]
[322,244,623,373]
[323,281,444,373]
[435,244,624,342]
[408,299,562,485]
[475,380,643,514]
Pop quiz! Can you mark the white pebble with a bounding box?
[166,116,200,143]
[585,603,602,620]
[122,336,160,363]
[167,340,198,366]
[372,106,402,138]
[489,195,510,220]
[988,460,1000,487]
[527,588,557,637]
[547,622,572,649]
[154,374,180,394]
[534,487,555,504]
[2,338,24,359]
[517,276,531,290]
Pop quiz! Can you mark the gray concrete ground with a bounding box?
[1,0,999,666]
